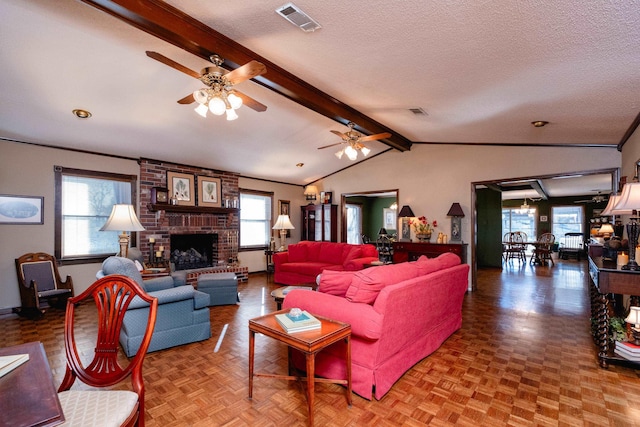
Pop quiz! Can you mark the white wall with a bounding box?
[0,140,139,310]
[317,144,622,261]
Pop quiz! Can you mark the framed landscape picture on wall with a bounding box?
[167,171,195,206]
[198,177,221,207]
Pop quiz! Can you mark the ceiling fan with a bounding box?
[575,192,608,203]
[146,51,267,120]
[317,122,392,160]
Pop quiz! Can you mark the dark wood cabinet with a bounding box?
[301,204,337,242]
[392,241,467,264]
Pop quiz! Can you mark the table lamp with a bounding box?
[398,205,414,241]
[100,204,145,257]
[613,181,640,270]
[598,223,614,239]
[601,192,632,238]
[447,203,465,243]
[272,214,295,251]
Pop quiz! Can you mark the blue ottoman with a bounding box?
[197,273,238,306]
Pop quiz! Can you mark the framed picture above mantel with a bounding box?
[167,171,195,206]
[198,177,221,207]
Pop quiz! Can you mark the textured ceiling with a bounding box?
[1,0,639,187]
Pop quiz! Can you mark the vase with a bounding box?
[416,233,431,242]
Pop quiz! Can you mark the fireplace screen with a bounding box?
[170,233,217,270]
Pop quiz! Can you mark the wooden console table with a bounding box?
[392,241,468,264]
[588,256,640,368]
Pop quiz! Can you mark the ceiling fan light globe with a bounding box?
[226,108,239,121]
[345,145,358,160]
[209,97,226,115]
[360,146,371,156]
[335,149,344,159]
[194,103,208,117]
[193,89,208,104]
[228,93,243,110]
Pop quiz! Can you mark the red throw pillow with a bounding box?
[346,263,420,304]
[416,252,461,275]
[318,270,356,297]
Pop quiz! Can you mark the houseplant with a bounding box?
[410,216,437,241]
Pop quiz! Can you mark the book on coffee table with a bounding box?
[0,353,29,378]
[275,310,321,333]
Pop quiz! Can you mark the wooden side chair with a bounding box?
[15,252,74,318]
[503,232,527,262]
[530,233,555,266]
[57,275,158,427]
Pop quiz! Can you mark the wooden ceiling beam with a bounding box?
[80,0,412,152]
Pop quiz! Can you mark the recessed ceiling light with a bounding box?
[72,109,92,119]
[531,120,548,127]
[296,163,304,168]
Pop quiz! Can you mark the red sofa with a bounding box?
[283,252,469,400]
[273,241,379,285]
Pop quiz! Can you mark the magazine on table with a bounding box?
[0,353,29,378]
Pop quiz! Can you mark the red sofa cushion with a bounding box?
[416,253,461,275]
[343,245,362,263]
[346,263,420,304]
[288,244,308,263]
[318,242,346,264]
[318,270,357,297]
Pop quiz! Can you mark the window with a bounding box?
[55,167,138,264]
[346,204,363,244]
[502,207,537,242]
[551,205,584,237]
[240,190,273,249]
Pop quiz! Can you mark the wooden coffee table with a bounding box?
[270,284,316,310]
[248,310,351,426]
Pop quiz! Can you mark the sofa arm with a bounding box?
[283,290,383,340]
[344,256,381,271]
[128,285,197,310]
[273,251,289,268]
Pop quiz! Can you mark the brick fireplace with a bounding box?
[138,158,240,269]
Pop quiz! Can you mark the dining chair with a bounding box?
[503,232,527,262]
[57,275,158,427]
[530,233,555,266]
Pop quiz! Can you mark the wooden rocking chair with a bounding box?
[15,252,74,318]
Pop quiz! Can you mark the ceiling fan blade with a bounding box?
[225,61,267,85]
[146,51,201,79]
[330,130,348,139]
[177,93,195,104]
[317,142,345,150]
[358,132,392,142]
[233,90,267,112]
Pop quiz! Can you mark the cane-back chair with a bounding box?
[15,252,74,317]
[57,275,158,427]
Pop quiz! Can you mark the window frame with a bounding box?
[54,166,139,265]
[551,205,585,238]
[238,188,274,251]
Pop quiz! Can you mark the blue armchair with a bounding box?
[97,256,211,357]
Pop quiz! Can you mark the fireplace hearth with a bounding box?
[170,234,217,270]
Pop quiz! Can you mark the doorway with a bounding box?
[341,190,399,243]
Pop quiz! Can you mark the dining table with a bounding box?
[0,341,65,427]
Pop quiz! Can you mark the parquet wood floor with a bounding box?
[3,259,640,426]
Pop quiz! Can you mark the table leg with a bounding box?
[249,329,255,398]
[306,353,315,426]
[345,336,352,407]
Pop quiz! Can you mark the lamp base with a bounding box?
[622,262,640,271]
[118,232,130,258]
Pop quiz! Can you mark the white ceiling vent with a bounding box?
[408,107,428,117]
[276,3,321,32]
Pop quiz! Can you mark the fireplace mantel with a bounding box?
[148,204,239,215]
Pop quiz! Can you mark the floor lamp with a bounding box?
[100,204,145,258]
[272,214,295,251]
[613,182,640,270]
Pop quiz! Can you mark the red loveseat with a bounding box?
[283,252,469,400]
[273,241,379,285]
